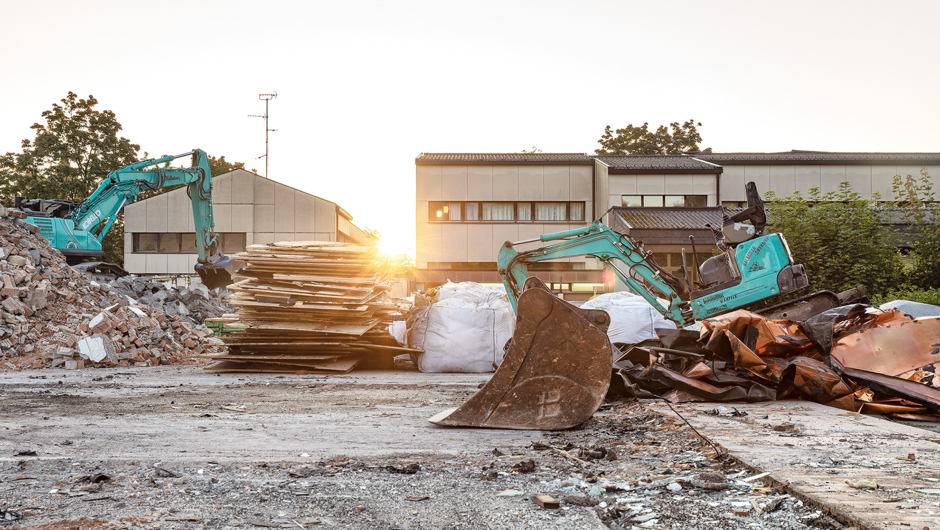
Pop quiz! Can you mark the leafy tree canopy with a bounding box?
[0,92,141,265]
[207,154,246,177]
[595,120,711,155]
[0,92,140,204]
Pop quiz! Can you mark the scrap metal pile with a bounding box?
[611,305,940,419]
[206,241,415,373]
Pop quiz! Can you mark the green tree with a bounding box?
[595,120,711,155]
[207,154,246,176]
[765,183,906,298]
[893,168,940,289]
[0,92,141,265]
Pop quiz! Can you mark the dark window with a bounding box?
[222,233,246,253]
[181,234,199,253]
[623,195,708,207]
[159,233,180,253]
[136,233,159,253]
[133,233,247,254]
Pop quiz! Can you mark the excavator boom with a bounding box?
[15,149,235,288]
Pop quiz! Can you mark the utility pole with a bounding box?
[249,92,277,178]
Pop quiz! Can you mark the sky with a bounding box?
[1,0,939,257]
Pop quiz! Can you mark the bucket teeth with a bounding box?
[429,277,612,430]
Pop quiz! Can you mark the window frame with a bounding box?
[427,201,586,223]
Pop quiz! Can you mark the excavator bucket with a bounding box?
[195,255,237,290]
[429,277,613,430]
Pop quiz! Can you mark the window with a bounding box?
[133,233,247,254]
[622,195,708,207]
[159,233,180,253]
[535,202,567,221]
[222,233,247,253]
[464,203,479,221]
[570,203,584,221]
[181,234,199,253]
[429,202,462,221]
[428,202,585,222]
[483,202,514,221]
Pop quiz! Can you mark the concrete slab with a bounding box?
[655,400,940,530]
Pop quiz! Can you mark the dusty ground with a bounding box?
[0,367,868,529]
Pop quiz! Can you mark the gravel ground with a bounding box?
[0,369,853,529]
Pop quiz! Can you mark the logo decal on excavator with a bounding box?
[742,239,768,268]
[749,262,766,272]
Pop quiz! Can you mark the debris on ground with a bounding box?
[0,212,220,371]
[104,275,237,325]
[205,241,416,373]
[610,306,940,418]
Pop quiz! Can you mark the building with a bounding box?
[123,169,371,275]
[415,151,940,299]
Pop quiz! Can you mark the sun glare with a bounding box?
[378,231,413,260]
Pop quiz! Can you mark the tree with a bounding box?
[893,169,940,289]
[207,154,246,176]
[0,92,141,265]
[595,120,711,155]
[764,183,906,298]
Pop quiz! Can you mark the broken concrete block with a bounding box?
[7,255,27,267]
[1,296,32,316]
[64,359,85,370]
[77,334,117,363]
[89,312,112,334]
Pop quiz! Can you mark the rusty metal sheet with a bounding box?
[840,366,940,412]
[832,315,940,378]
[429,277,612,430]
[777,356,856,411]
[644,364,776,402]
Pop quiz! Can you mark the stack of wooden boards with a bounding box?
[205,241,417,373]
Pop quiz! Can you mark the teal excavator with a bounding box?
[431,182,856,431]
[12,149,236,288]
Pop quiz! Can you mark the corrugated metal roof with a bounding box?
[615,207,723,230]
[596,155,721,173]
[696,151,940,165]
[415,153,595,165]
[613,206,940,230]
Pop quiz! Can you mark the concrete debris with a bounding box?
[0,213,222,371]
[102,275,236,325]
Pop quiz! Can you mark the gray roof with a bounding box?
[696,151,940,165]
[615,207,723,230]
[596,155,721,173]
[613,206,940,231]
[415,153,594,165]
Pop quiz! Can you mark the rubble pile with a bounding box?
[611,306,940,418]
[207,241,416,374]
[0,210,221,371]
[105,276,237,324]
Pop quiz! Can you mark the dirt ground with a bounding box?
[0,367,863,529]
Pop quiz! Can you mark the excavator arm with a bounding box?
[72,150,218,258]
[19,149,234,288]
[498,222,695,326]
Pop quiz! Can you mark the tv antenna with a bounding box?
[249,91,277,178]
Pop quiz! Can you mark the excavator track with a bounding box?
[429,277,613,430]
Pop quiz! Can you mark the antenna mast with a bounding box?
[249,91,278,178]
